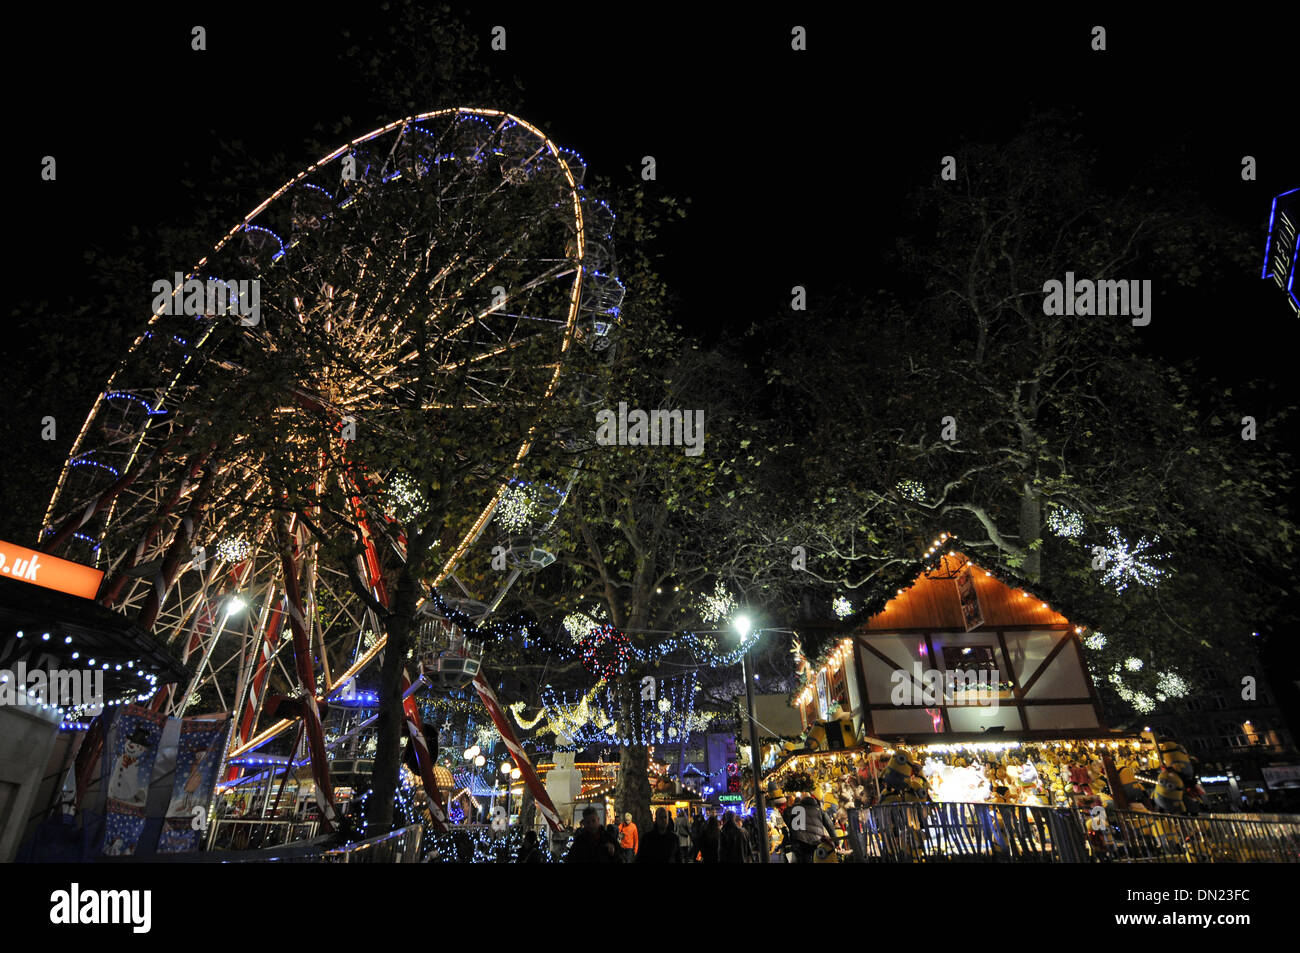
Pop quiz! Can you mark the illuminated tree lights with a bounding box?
[384,472,426,520]
[1108,665,1155,713]
[1155,670,1190,699]
[494,482,540,533]
[214,535,252,563]
[832,595,853,619]
[1083,631,1107,650]
[580,625,632,680]
[696,581,737,625]
[562,611,600,643]
[1046,507,1084,538]
[1097,527,1169,592]
[896,480,926,502]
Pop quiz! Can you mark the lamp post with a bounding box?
[500,761,514,825]
[734,614,769,863]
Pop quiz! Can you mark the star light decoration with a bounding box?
[896,480,926,502]
[1097,527,1169,593]
[832,595,853,619]
[696,581,737,625]
[1047,507,1084,538]
[214,535,252,563]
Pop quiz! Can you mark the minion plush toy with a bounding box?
[882,751,917,794]
[1154,767,1186,814]
[1159,741,1195,785]
[1118,763,1147,807]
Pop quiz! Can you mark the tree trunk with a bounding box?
[615,740,653,845]
[1019,483,1041,581]
[519,783,536,832]
[365,573,419,835]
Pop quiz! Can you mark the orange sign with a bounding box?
[0,539,103,600]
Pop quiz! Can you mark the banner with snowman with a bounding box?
[157,715,231,853]
[101,704,167,856]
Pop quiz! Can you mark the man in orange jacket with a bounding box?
[618,812,639,863]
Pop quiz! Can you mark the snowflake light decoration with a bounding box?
[494,483,539,533]
[1097,527,1169,593]
[657,697,671,714]
[832,595,853,619]
[1083,631,1107,650]
[1047,507,1084,538]
[1156,670,1189,698]
[1108,667,1156,713]
[384,472,426,520]
[214,535,252,563]
[696,581,737,625]
[896,480,926,503]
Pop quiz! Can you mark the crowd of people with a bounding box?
[556,784,852,863]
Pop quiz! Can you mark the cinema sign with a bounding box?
[0,539,104,600]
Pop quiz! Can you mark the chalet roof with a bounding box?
[860,551,1070,631]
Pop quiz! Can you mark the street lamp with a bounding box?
[500,762,514,826]
[735,613,769,863]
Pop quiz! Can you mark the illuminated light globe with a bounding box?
[1125,657,1144,672]
[657,697,671,714]
[896,480,926,502]
[832,595,853,619]
[1047,507,1084,538]
[214,535,252,563]
[696,580,737,625]
[1083,631,1107,650]
[1156,671,1189,698]
[384,472,426,520]
[1097,527,1169,593]
[494,482,540,533]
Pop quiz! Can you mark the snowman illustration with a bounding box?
[108,724,153,806]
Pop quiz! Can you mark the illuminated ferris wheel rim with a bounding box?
[46,107,589,591]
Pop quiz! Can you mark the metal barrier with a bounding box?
[863,802,1300,863]
[321,824,424,863]
[206,817,319,852]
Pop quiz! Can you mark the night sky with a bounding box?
[13,8,1297,372]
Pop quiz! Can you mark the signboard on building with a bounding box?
[955,564,984,632]
[0,539,103,600]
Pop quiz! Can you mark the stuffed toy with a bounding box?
[1154,767,1186,814]
[1159,741,1195,784]
[1068,762,1093,796]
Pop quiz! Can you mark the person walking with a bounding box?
[639,807,680,862]
[617,811,639,863]
[674,809,693,862]
[697,811,722,863]
[784,786,836,863]
[719,810,748,862]
[517,829,545,863]
[564,807,618,863]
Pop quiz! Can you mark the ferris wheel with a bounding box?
[39,109,622,804]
